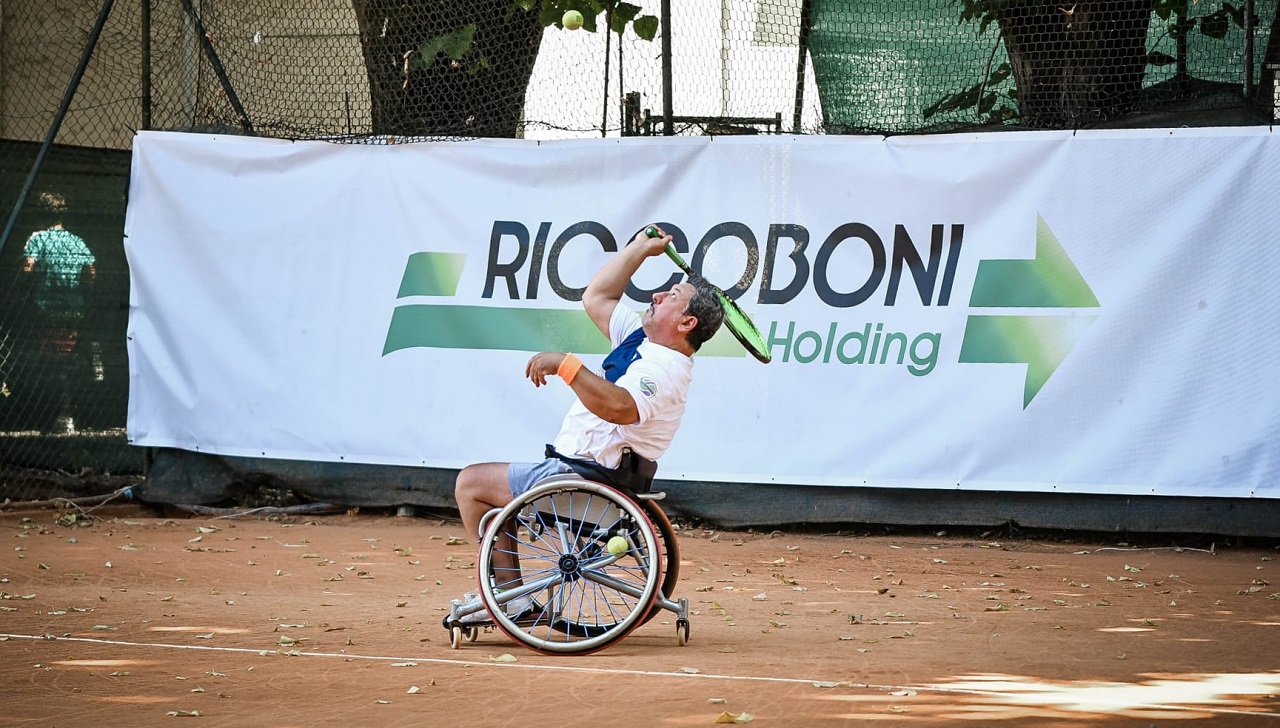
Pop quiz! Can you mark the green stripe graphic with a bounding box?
[384,303,751,358]
[384,250,756,359]
[384,305,609,355]
[396,252,467,298]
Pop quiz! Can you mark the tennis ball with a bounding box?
[562,9,584,30]
[606,535,629,555]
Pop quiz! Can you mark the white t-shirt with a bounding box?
[551,305,693,468]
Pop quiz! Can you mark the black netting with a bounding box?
[1,0,1277,503]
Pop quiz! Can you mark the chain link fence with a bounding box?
[2,0,1276,504]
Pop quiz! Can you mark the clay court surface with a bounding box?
[1,504,1277,727]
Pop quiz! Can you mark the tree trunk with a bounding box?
[352,0,545,138]
[997,0,1154,127]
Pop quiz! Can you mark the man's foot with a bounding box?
[456,590,536,626]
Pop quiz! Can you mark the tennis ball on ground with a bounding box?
[563,9,584,30]
[606,535,629,555]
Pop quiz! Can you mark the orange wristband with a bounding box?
[557,353,584,385]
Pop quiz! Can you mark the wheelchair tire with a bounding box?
[637,497,680,626]
[476,478,663,655]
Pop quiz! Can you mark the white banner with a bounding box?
[125,128,1280,499]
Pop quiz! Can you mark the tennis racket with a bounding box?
[646,226,771,364]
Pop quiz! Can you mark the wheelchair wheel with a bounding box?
[476,478,662,655]
[638,498,680,626]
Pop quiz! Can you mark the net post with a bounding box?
[661,0,673,136]
[792,0,814,134]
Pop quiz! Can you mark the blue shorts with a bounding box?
[508,458,574,497]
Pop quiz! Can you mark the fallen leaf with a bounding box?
[488,654,517,663]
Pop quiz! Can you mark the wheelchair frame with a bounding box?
[443,474,690,655]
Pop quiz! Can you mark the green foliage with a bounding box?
[517,0,658,38]
[409,25,488,76]
[930,0,1257,122]
[1153,0,1254,40]
[409,1,659,81]
[923,61,1017,122]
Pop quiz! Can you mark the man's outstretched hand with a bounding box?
[525,351,567,387]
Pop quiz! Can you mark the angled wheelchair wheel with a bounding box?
[637,497,680,627]
[476,477,662,655]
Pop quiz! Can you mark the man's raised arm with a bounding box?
[582,226,672,334]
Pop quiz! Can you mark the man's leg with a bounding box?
[454,462,523,594]
[454,462,512,540]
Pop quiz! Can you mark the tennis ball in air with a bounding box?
[563,9,584,30]
[606,535,629,555]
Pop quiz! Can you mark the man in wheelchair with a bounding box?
[451,224,724,625]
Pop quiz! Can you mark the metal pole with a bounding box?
[142,0,152,130]
[0,0,116,260]
[178,0,254,133]
[1243,0,1255,98]
[601,8,612,137]
[792,0,813,133]
[661,0,673,135]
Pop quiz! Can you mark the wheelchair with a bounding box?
[443,474,690,655]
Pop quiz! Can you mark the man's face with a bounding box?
[642,281,697,343]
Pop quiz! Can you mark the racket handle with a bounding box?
[648,225,690,270]
[662,242,690,272]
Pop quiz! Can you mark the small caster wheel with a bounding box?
[450,626,464,650]
[676,618,690,646]
[466,626,478,642]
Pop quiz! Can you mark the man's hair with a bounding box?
[683,276,725,351]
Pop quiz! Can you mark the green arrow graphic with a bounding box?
[960,214,1099,408]
[960,314,1097,407]
[969,215,1099,308]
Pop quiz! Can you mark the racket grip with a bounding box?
[662,243,687,269]
[645,225,660,238]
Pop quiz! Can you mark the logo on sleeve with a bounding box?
[639,377,658,398]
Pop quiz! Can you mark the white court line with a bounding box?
[2,633,1277,720]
